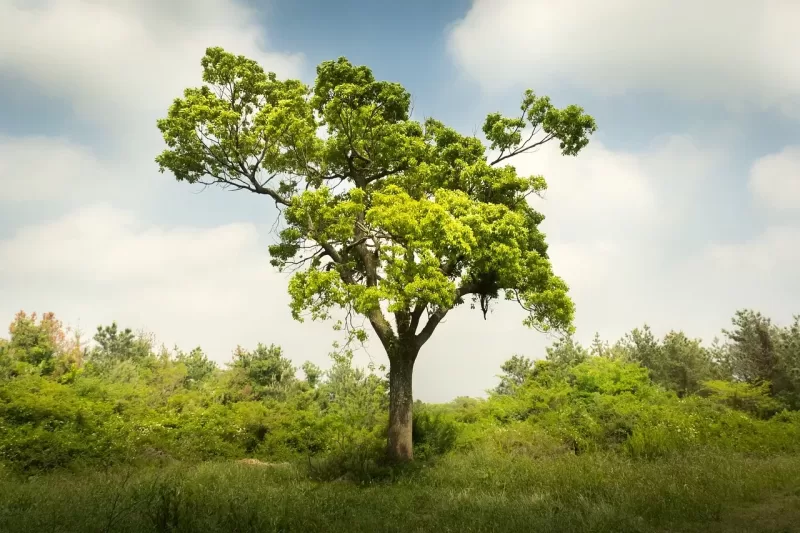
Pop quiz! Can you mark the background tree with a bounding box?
[494,354,535,395]
[88,322,152,366]
[546,335,590,368]
[5,312,65,374]
[657,331,716,397]
[155,47,596,461]
[617,326,716,397]
[230,343,297,399]
[174,346,217,386]
[301,361,323,388]
[776,316,800,408]
[719,310,800,408]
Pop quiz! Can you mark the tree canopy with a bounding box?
[156,48,595,346]
[155,47,596,460]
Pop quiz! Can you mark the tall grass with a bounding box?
[2,450,800,532]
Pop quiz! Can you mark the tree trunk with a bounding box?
[387,344,417,462]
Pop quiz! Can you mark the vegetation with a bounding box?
[2,49,799,533]
[155,47,596,461]
[1,308,800,531]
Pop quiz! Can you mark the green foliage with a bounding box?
[89,322,152,367]
[494,354,534,394]
[700,380,784,418]
[155,47,594,361]
[173,346,216,386]
[3,453,800,532]
[307,349,389,479]
[616,325,718,397]
[229,343,296,399]
[411,403,459,460]
[546,335,590,368]
[718,310,800,408]
[484,347,800,459]
[1,307,799,492]
[301,361,322,387]
[0,374,132,470]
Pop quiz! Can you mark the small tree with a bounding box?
[155,47,595,461]
[89,322,152,365]
[546,335,590,368]
[230,343,296,398]
[174,346,217,385]
[720,310,800,407]
[6,311,68,374]
[494,354,535,395]
[658,331,715,397]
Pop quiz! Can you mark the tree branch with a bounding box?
[490,132,555,166]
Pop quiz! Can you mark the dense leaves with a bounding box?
[155,47,596,355]
[155,47,601,459]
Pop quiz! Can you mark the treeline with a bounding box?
[499,309,800,413]
[0,309,798,478]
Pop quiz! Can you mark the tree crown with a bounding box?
[156,48,596,352]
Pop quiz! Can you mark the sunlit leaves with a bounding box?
[156,47,597,341]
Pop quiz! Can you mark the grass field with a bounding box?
[2,450,800,533]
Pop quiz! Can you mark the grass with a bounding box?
[2,450,800,532]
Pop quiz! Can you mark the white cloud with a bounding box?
[749,146,800,211]
[448,0,800,116]
[0,0,303,140]
[675,225,800,331]
[0,136,112,203]
[506,135,800,343]
[0,203,341,369]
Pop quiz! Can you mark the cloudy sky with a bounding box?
[1,0,798,402]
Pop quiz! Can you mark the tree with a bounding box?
[718,310,799,408]
[657,331,715,397]
[230,343,296,398]
[301,361,323,388]
[89,322,152,365]
[723,310,779,385]
[776,315,800,408]
[5,311,67,374]
[616,326,716,396]
[155,47,596,461]
[495,355,535,395]
[545,335,590,368]
[174,346,217,385]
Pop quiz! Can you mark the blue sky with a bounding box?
[0,0,798,401]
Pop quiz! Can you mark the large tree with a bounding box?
[155,47,596,461]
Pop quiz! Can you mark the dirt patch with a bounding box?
[236,458,292,468]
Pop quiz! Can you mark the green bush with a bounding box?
[1,308,799,481]
[412,404,460,460]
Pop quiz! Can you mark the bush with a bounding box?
[412,404,460,460]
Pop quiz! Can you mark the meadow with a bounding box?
[1,309,799,532]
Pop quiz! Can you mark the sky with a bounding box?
[1,0,799,402]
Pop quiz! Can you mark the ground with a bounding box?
[2,451,799,532]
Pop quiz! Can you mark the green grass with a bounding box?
[2,450,800,532]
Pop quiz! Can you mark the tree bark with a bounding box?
[387,343,417,462]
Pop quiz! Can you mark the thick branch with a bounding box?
[369,310,396,352]
[195,129,291,206]
[246,172,291,206]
